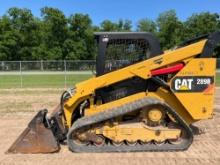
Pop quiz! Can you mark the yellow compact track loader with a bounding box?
[7,31,220,153]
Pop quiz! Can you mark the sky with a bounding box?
[0,0,220,27]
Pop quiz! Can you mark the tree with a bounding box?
[92,25,100,32]
[100,19,132,32]
[157,10,184,49]
[0,8,41,60]
[184,12,220,57]
[41,7,68,60]
[0,15,13,60]
[100,20,118,31]
[184,12,220,38]
[67,13,95,60]
[0,7,220,60]
[137,18,157,33]
[118,19,132,31]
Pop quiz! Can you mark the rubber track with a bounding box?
[67,97,193,153]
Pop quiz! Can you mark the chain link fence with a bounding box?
[0,59,220,88]
[217,58,220,68]
[0,60,96,71]
[0,60,95,88]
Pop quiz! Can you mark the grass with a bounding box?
[216,73,220,86]
[0,72,219,89]
[0,74,92,88]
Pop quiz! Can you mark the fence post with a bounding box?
[20,61,23,88]
[64,60,67,88]
[40,60,44,71]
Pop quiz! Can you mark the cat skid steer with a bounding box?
[7,31,220,153]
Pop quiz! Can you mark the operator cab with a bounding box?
[94,32,163,76]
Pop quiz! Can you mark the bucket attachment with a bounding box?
[7,109,60,154]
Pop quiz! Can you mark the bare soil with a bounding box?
[0,88,220,165]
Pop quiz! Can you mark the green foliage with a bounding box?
[0,8,41,60]
[184,12,220,57]
[67,13,95,60]
[137,18,156,33]
[156,10,184,49]
[184,12,220,38]
[0,7,219,60]
[100,19,132,31]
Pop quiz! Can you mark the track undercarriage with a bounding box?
[67,97,193,152]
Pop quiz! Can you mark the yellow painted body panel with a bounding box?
[171,58,216,120]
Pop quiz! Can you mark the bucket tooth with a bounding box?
[6,109,60,154]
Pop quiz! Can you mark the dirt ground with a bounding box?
[0,88,220,165]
